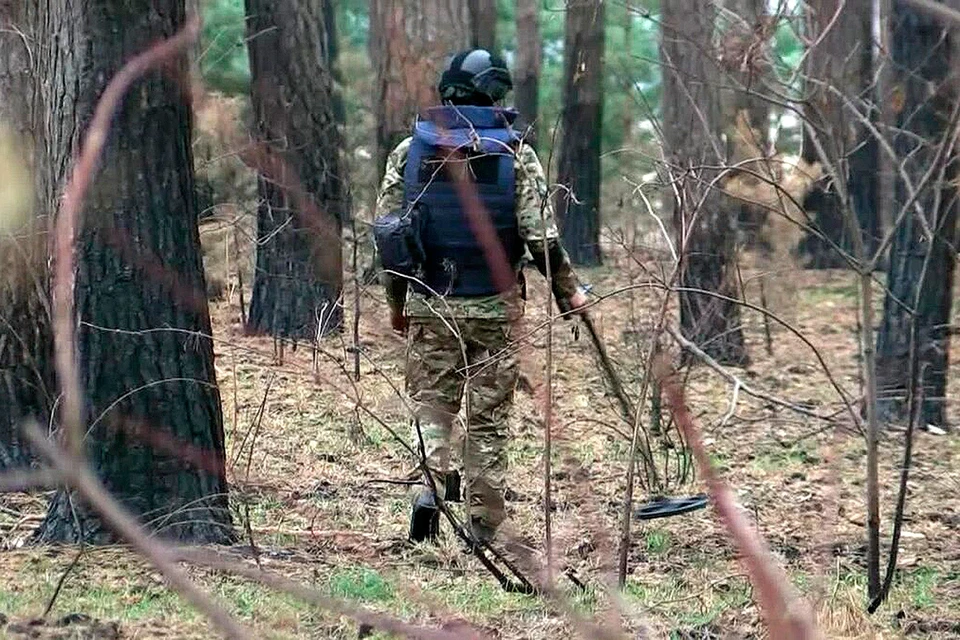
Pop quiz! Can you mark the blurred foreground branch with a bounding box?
[23,422,255,639]
[657,364,822,640]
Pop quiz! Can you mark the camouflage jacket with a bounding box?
[377,136,581,320]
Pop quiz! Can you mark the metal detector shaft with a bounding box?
[571,308,661,490]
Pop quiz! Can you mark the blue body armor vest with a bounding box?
[403,106,523,297]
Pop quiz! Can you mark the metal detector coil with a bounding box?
[567,296,707,522]
[635,493,708,521]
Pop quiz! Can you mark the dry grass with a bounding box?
[0,238,958,638]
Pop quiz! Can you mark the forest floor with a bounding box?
[0,245,958,639]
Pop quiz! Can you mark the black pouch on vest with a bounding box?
[373,206,426,278]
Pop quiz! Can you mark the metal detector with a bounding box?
[568,300,708,521]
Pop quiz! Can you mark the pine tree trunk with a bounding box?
[719,0,773,252]
[661,0,748,366]
[469,0,496,50]
[797,0,880,268]
[34,0,234,544]
[722,0,770,142]
[369,0,472,181]
[556,0,604,267]
[876,2,959,428]
[514,0,541,146]
[0,3,53,471]
[621,1,634,147]
[244,0,347,340]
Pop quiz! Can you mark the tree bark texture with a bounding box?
[469,0,496,50]
[797,0,880,268]
[369,0,472,182]
[33,0,233,544]
[556,0,605,267]
[245,0,347,340]
[621,1,635,148]
[661,0,747,366]
[876,2,959,428]
[718,0,774,252]
[514,0,541,146]
[0,2,54,471]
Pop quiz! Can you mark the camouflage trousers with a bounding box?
[405,316,518,536]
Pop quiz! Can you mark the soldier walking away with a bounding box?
[375,49,589,545]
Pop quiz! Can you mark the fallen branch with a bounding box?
[412,420,539,596]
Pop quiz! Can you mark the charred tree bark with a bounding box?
[469,0,496,50]
[796,0,880,268]
[661,0,748,366]
[514,0,541,146]
[556,0,605,267]
[876,3,959,428]
[369,0,472,181]
[245,0,347,340]
[0,3,53,471]
[34,0,234,544]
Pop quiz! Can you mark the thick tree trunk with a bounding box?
[34,0,234,544]
[514,0,540,146]
[556,0,605,267]
[369,0,472,182]
[0,3,54,471]
[469,0,496,50]
[796,0,880,268]
[244,0,347,340]
[661,0,748,366]
[876,2,959,428]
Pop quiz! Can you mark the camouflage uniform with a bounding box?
[377,136,580,540]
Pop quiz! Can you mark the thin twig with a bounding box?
[174,548,486,640]
[42,545,84,620]
[22,423,255,640]
[541,193,555,586]
[868,360,924,613]
[665,326,837,423]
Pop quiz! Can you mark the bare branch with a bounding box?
[664,326,839,423]
[657,370,822,640]
[22,423,255,640]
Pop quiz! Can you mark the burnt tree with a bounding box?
[876,2,959,428]
[0,3,54,470]
[796,0,880,268]
[369,0,472,181]
[34,0,233,544]
[469,0,496,50]
[245,0,347,339]
[556,0,605,266]
[661,0,747,365]
[514,0,541,146]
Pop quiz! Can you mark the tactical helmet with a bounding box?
[438,49,513,105]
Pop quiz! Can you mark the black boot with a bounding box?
[408,490,440,543]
